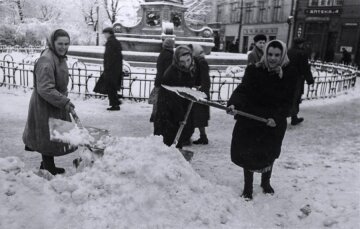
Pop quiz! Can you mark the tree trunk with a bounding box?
[16,0,24,23]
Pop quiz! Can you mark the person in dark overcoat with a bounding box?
[154,45,196,148]
[227,40,297,200]
[247,34,267,65]
[23,29,77,175]
[341,47,351,65]
[150,38,175,129]
[103,27,123,111]
[287,38,314,125]
[189,44,210,144]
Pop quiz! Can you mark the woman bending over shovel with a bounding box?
[155,45,196,148]
[23,29,77,175]
[227,40,297,200]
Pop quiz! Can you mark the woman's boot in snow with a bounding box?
[241,169,253,200]
[261,168,274,194]
[40,155,65,175]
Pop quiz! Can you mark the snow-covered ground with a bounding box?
[0,84,359,228]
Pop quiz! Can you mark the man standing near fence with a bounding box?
[288,38,314,125]
[103,27,123,111]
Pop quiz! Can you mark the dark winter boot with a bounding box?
[107,105,120,111]
[241,169,254,200]
[291,116,304,125]
[261,169,275,194]
[193,134,208,145]
[40,155,65,175]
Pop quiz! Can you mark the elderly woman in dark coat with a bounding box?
[227,40,297,200]
[150,38,175,128]
[154,45,196,148]
[189,44,211,144]
[23,29,76,175]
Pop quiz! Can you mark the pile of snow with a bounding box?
[0,136,253,228]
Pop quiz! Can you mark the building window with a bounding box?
[230,2,241,23]
[258,1,266,23]
[244,3,253,24]
[217,5,224,22]
[272,0,281,22]
[308,0,343,6]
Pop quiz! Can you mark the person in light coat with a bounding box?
[23,29,76,175]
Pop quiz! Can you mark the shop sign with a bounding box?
[344,23,358,26]
[305,8,342,15]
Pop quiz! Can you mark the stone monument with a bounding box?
[113,0,214,54]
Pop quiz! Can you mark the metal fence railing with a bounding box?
[0,53,358,103]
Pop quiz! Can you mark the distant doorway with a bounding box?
[325,32,337,62]
[242,36,249,53]
[305,22,329,60]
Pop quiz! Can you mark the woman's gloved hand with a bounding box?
[64,101,75,113]
[226,105,236,115]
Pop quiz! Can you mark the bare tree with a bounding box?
[184,0,212,27]
[39,4,60,21]
[81,0,99,31]
[1,0,26,23]
[102,0,121,24]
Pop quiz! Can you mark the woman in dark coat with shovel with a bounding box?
[227,40,297,200]
[23,29,76,175]
[190,44,211,144]
[154,45,196,148]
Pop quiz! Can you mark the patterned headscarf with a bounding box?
[257,40,289,78]
[173,45,195,74]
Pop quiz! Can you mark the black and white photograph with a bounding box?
[0,0,359,228]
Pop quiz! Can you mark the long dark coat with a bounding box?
[228,64,297,170]
[287,46,314,95]
[150,48,174,124]
[192,56,210,127]
[155,48,174,87]
[154,65,195,146]
[288,46,314,115]
[23,48,76,156]
[104,35,123,90]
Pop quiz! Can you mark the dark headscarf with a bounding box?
[46,29,70,59]
[172,45,195,74]
[162,38,175,51]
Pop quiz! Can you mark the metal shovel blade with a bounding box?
[49,117,110,149]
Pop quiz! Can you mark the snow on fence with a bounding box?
[0,53,358,103]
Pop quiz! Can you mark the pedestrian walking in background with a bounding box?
[341,47,352,65]
[227,40,297,200]
[154,45,196,148]
[23,29,77,175]
[102,27,123,111]
[189,44,210,145]
[247,34,267,65]
[150,38,175,132]
[288,37,314,125]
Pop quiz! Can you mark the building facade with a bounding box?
[210,0,294,53]
[293,0,360,65]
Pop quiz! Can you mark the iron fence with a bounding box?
[0,53,358,103]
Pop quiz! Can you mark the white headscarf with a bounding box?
[256,40,289,78]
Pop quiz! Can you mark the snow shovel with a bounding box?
[162,85,276,127]
[49,108,110,152]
